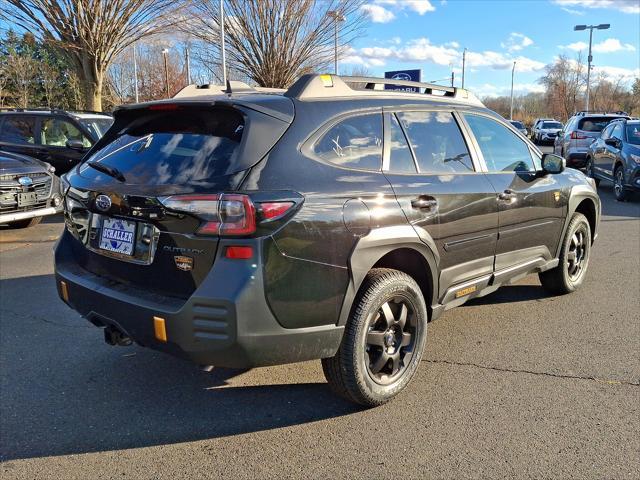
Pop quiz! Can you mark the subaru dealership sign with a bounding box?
[384,69,421,92]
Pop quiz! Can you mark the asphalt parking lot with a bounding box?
[1,171,639,479]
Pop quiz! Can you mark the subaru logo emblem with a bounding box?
[95,194,112,212]
[18,176,33,187]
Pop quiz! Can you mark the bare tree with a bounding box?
[187,0,367,88]
[7,53,38,108]
[3,0,185,111]
[539,54,586,121]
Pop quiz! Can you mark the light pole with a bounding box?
[133,43,139,103]
[162,48,169,98]
[461,47,467,89]
[510,61,516,120]
[327,10,345,75]
[574,23,610,111]
[220,0,227,85]
[185,48,191,85]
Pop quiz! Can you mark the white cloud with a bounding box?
[501,32,534,52]
[472,82,546,98]
[361,4,396,23]
[553,0,640,14]
[561,7,585,15]
[592,65,640,81]
[560,38,637,53]
[466,51,545,72]
[372,0,436,16]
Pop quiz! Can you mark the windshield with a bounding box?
[80,108,244,184]
[626,124,640,145]
[578,117,623,132]
[542,122,562,129]
[510,121,524,129]
[79,118,114,139]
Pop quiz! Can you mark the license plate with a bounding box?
[17,192,37,207]
[99,218,136,256]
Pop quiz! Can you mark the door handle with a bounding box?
[497,189,515,201]
[411,197,438,210]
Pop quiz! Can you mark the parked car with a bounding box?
[54,75,600,406]
[530,118,553,140]
[554,111,630,168]
[0,150,62,228]
[532,120,563,145]
[0,108,113,175]
[509,120,528,137]
[586,118,640,201]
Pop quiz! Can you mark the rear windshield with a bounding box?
[627,124,640,145]
[542,122,562,129]
[510,121,524,129]
[578,117,622,132]
[81,108,244,184]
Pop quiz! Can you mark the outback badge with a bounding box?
[174,255,193,272]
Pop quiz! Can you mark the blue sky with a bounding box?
[344,0,640,97]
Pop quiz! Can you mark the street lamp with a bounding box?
[510,61,516,120]
[327,10,345,75]
[220,0,227,85]
[574,23,610,111]
[461,47,467,89]
[162,48,169,98]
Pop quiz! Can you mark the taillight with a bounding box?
[570,131,587,140]
[160,194,256,236]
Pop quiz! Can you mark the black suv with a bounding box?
[0,108,113,175]
[54,75,601,406]
[586,118,640,201]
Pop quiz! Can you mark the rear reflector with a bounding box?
[225,246,253,259]
[60,281,69,302]
[153,316,168,342]
[259,202,294,220]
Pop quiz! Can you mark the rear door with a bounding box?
[382,109,499,300]
[462,113,567,273]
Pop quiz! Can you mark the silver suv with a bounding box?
[533,120,563,145]
[555,111,629,168]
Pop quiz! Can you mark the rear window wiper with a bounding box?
[86,161,126,182]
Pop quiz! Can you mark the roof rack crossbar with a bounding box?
[345,76,456,96]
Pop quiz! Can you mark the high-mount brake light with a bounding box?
[160,194,256,236]
[148,104,180,111]
[258,202,294,220]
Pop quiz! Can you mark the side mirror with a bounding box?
[542,153,565,174]
[604,137,621,149]
[66,139,87,151]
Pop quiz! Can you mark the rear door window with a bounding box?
[387,114,417,174]
[314,113,382,171]
[464,114,535,172]
[81,108,245,184]
[0,115,37,144]
[396,111,474,173]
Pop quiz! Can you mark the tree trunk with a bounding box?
[84,76,103,111]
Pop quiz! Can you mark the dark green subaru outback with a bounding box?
[55,75,600,406]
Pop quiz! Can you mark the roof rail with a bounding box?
[173,82,286,98]
[574,110,629,116]
[0,106,110,116]
[283,74,483,105]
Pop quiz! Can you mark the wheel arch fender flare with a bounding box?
[556,186,600,257]
[337,225,439,327]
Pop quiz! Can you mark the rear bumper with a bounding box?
[54,231,344,368]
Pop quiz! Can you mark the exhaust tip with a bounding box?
[104,325,133,346]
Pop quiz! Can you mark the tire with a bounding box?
[585,157,600,187]
[539,212,591,295]
[7,216,42,229]
[322,268,428,407]
[613,165,628,202]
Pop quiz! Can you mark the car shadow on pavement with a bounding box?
[464,284,549,306]
[597,181,640,218]
[0,274,361,461]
